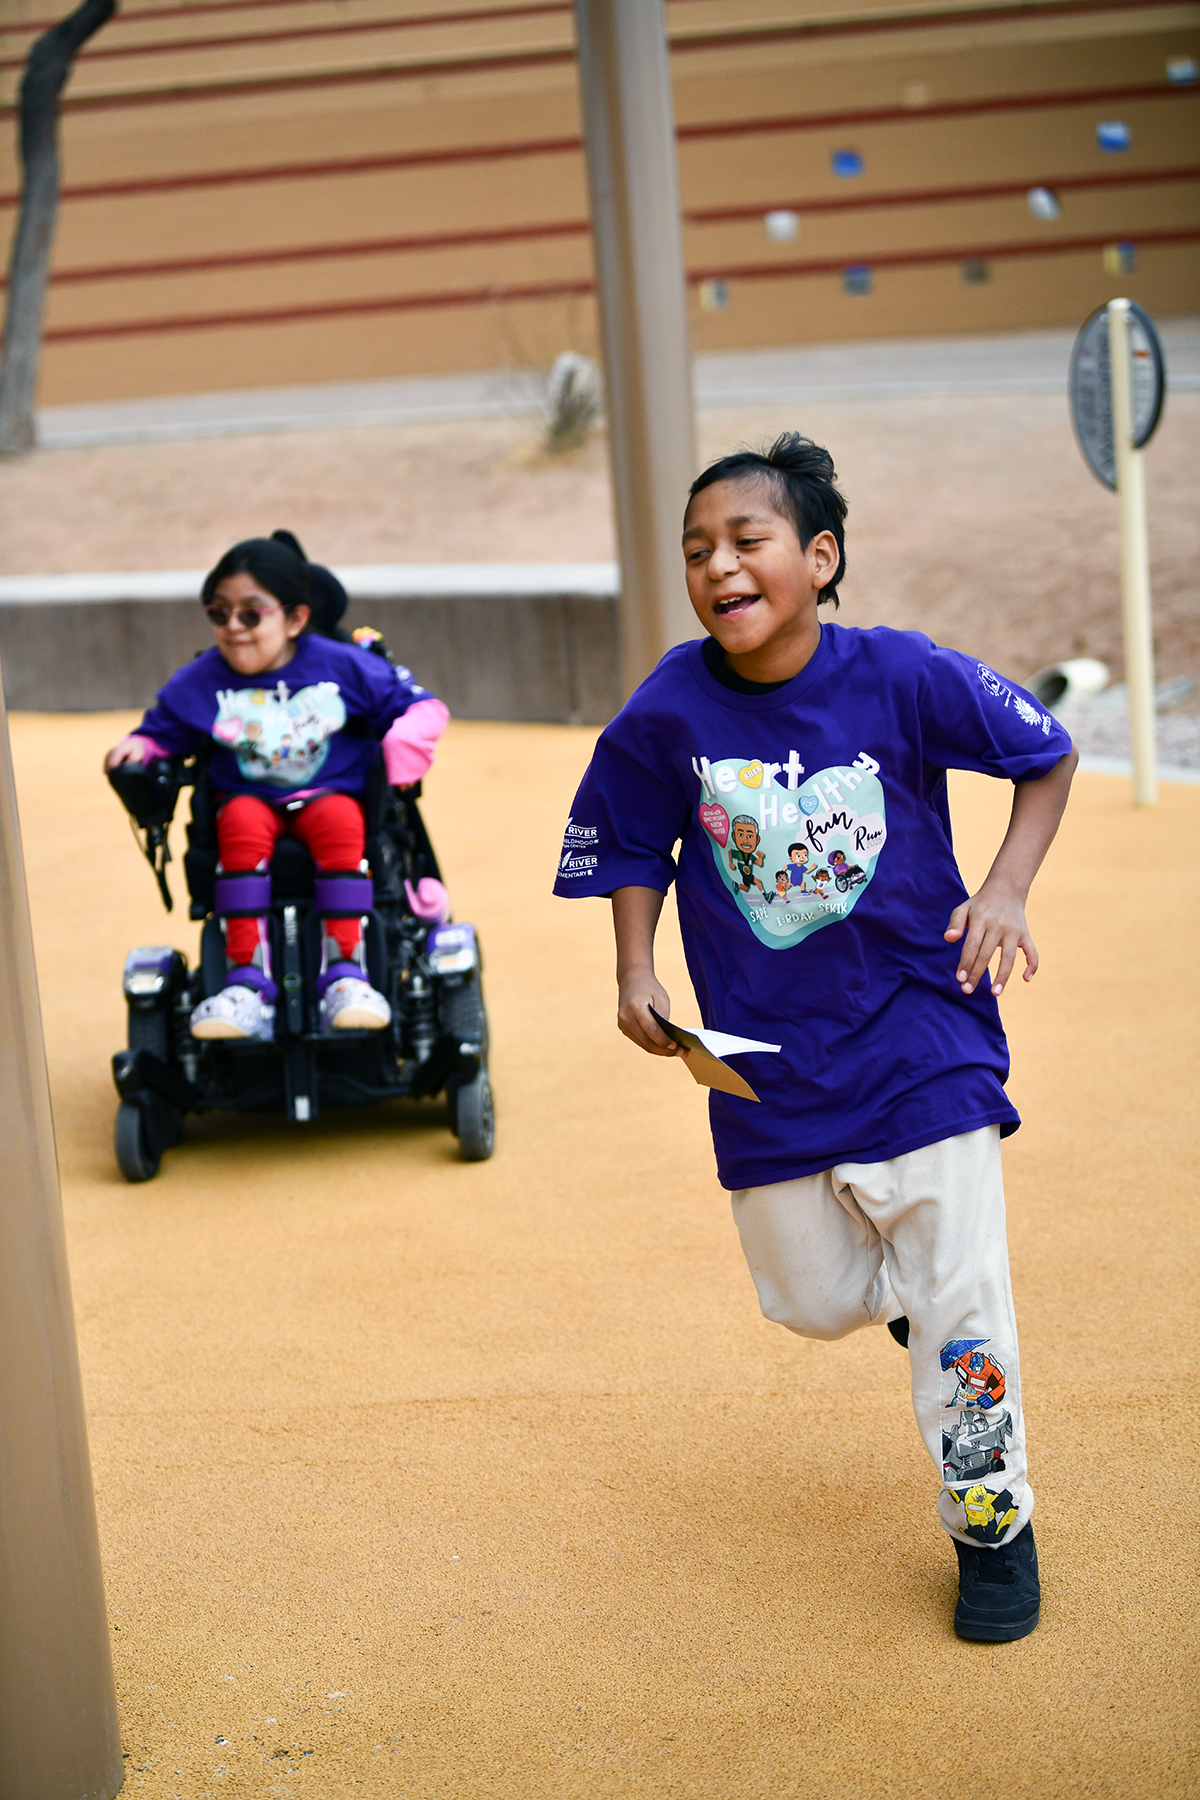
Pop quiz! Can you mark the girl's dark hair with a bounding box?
[201,529,351,638]
[270,530,351,639]
[686,432,848,605]
[202,532,311,615]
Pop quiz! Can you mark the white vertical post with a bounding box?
[573,0,698,698]
[1107,298,1157,808]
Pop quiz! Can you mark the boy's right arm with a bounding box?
[613,885,679,1057]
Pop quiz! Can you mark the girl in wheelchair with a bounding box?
[104,531,449,1043]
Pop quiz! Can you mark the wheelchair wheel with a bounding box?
[114,1101,160,1182]
[454,1071,495,1162]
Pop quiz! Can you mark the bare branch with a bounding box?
[0,0,117,457]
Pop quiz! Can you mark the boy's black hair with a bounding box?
[686,432,848,605]
[787,842,807,855]
[201,530,352,640]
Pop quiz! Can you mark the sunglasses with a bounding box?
[204,601,284,630]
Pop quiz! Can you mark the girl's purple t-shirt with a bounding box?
[135,634,435,800]
[554,625,1073,1191]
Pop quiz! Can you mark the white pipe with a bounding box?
[1029,656,1110,714]
[1107,298,1157,807]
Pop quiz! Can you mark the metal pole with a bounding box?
[573,0,699,698]
[0,667,123,1800]
[1107,297,1157,808]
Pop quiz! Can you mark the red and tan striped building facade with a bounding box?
[0,0,1197,405]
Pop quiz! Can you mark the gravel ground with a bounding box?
[1061,696,1200,768]
[2,384,1196,728]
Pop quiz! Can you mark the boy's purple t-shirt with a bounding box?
[553,624,1073,1191]
[135,634,434,800]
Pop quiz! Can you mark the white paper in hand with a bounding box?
[648,1007,781,1103]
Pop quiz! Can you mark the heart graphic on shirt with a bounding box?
[700,757,888,951]
[211,680,347,787]
[698,801,730,846]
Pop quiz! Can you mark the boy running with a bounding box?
[553,435,1076,1642]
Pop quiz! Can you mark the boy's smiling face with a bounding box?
[682,476,838,684]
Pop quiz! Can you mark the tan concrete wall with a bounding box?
[0,0,1195,404]
[0,588,621,720]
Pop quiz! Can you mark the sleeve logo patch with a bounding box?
[976,663,1053,734]
[559,817,599,877]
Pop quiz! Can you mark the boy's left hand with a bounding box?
[944,882,1037,997]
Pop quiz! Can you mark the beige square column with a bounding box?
[0,666,123,1799]
[573,0,700,699]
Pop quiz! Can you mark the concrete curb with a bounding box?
[31,320,1200,448]
[0,564,622,723]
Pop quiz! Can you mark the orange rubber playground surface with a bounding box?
[13,711,1200,1800]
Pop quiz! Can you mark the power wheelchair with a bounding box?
[107,751,495,1180]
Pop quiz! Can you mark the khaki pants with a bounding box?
[731,1125,1032,1546]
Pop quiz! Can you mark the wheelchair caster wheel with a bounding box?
[114,1101,161,1182]
[453,1071,495,1162]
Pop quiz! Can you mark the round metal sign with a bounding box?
[1069,300,1165,490]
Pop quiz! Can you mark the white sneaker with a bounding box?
[190,984,275,1041]
[320,977,391,1032]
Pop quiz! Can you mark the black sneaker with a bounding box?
[887,1317,910,1348]
[953,1522,1040,1642]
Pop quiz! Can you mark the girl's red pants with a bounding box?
[218,792,365,966]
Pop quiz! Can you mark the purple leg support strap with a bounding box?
[314,872,374,916]
[214,872,273,915]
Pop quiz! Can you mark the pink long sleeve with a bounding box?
[381,697,450,787]
[128,734,172,760]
